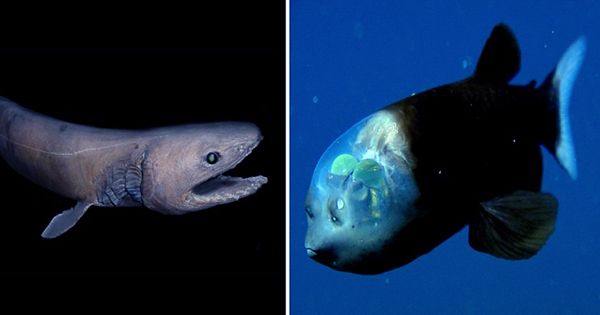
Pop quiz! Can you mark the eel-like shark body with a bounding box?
[0,97,267,238]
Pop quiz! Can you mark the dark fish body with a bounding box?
[304,24,585,274]
[372,77,548,269]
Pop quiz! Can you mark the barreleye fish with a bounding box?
[304,23,585,274]
[0,98,267,238]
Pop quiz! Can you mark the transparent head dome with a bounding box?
[305,109,420,271]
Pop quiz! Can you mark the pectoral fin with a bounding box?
[41,202,92,239]
[469,191,558,259]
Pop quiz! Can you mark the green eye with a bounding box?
[351,184,369,201]
[352,159,383,188]
[206,152,220,164]
[330,154,358,176]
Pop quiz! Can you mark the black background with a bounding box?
[0,3,284,312]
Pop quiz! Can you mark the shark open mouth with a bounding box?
[192,175,267,200]
[190,137,267,204]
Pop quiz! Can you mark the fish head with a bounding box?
[142,122,267,214]
[304,110,420,274]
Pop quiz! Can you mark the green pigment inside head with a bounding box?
[352,159,383,188]
[330,154,359,176]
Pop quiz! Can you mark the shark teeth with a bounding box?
[191,175,268,203]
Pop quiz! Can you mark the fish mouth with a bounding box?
[189,137,267,206]
[305,246,338,267]
[305,247,318,257]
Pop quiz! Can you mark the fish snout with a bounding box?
[305,246,338,267]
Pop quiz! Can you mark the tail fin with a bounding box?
[541,37,586,180]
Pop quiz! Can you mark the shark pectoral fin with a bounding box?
[41,202,92,239]
[468,191,558,260]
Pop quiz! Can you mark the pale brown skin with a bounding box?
[0,97,267,238]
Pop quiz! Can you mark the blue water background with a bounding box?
[291,1,600,314]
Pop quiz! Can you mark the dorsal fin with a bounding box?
[474,23,521,84]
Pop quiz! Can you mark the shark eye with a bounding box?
[206,152,220,164]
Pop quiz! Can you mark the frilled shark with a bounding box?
[0,98,267,238]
